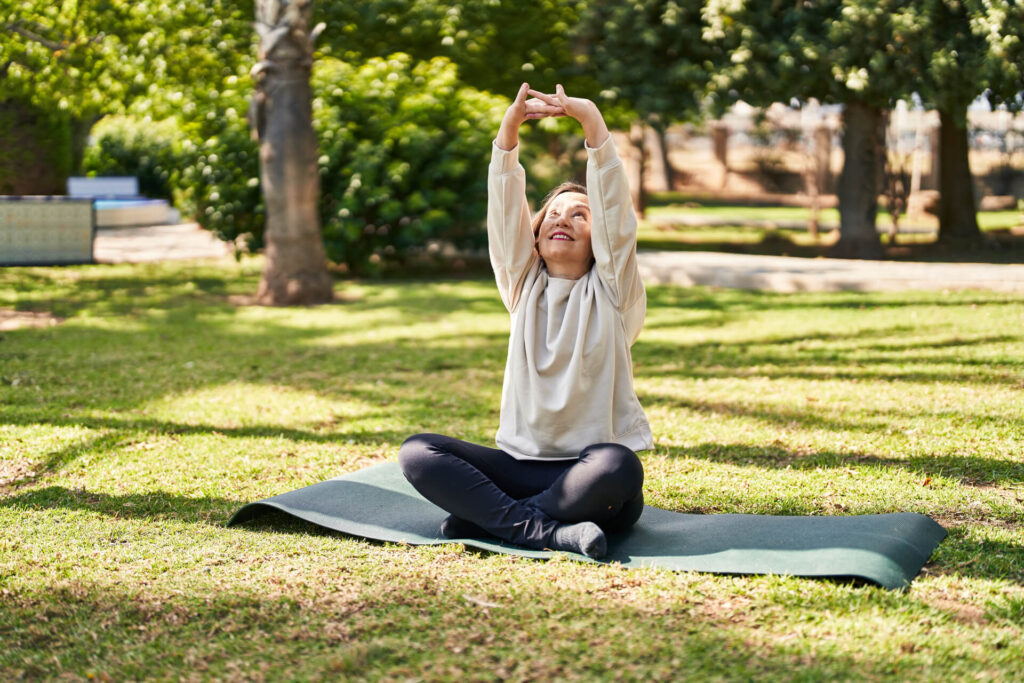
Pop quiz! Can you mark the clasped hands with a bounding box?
[511,83,594,124]
[498,82,608,150]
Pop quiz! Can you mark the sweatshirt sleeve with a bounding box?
[487,142,539,312]
[586,136,646,344]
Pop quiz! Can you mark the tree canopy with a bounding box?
[4,0,1023,267]
[576,0,712,128]
[316,0,584,97]
[700,0,1024,254]
[2,0,134,121]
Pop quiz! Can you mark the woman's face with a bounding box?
[536,191,593,277]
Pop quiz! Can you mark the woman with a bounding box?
[399,83,652,559]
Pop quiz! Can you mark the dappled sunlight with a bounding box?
[641,381,1023,489]
[302,318,509,350]
[0,261,253,319]
[641,377,1024,434]
[636,305,1024,387]
[643,442,1021,512]
[2,262,1022,679]
[141,381,378,432]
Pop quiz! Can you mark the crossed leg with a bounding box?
[398,433,644,553]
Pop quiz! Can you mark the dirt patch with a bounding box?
[0,459,38,493]
[932,514,1023,532]
[226,291,364,307]
[0,309,64,331]
[926,597,989,625]
[226,294,259,307]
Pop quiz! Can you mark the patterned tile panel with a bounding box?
[0,197,95,265]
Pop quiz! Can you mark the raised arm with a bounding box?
[543,85,646,341]
[488,84,564,311]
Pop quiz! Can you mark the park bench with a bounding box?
[67,176,172,228]
[67,176,140,198]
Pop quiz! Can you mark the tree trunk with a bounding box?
[831,100,884,259]
[252,0,333,306]
[936,107,981,245]
[805,155,820,239]
[652,122,675,192]
[711,122,729,189]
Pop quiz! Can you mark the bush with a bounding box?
[312,54,506,272]
[173,82,263,248]
[84,54,509,270]
[82,115,179,200]
[84,83,263,247]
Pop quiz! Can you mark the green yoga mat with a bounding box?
[228,461,946,590]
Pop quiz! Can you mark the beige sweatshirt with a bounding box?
[487,136,653,460]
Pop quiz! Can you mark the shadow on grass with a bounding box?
[3,266,1022,499]
[642,392,1022,447]
[657,441,1024,490]
[0,481,404,538]
[231,506,356,537]
[0,409,423,492]
[0,579,956,681]
[634,334,1024,386]
[0,485,242,526]
[645,283,1024,312]
[1,302,507,488]
[1,264,502,321]
[0,264,241,319]
[638,224,1024,264]
[926,524,1024,584]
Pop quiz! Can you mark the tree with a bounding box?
[703,0,922,259]
[315,0,584,97]
[906,0,1024,245]
[1,0,255,192]
[250,0,333,305]
[574,0,713,212]
[985,0,1024,109]
[1,0,133,186]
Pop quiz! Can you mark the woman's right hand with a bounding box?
[495,82,564,151]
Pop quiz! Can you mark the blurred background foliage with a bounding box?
[2,0,1022,268]
[312,55,507,274]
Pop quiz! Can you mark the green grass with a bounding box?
[645,203,1021,232]
[2,259,1023,680]
[647,202,843,224]
[637,204,1024,261]
[638,197,1024,262]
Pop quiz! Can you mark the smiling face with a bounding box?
[535,191,593,279]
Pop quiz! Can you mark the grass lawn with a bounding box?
[1,259,1022,680]
[639,201,1024,263]
[645,203,1023,232]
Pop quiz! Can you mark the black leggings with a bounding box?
[398,433,644,550]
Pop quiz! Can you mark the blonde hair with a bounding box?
[531,181,587,238]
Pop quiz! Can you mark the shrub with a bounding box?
[84,54,509,270]
[82,115,179,200]
[312,54,506,272]
[0,97,72,195]
[84,84,263,247]
[173,83,263,248]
